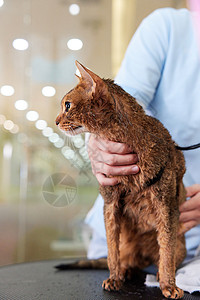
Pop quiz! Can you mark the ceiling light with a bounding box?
[0,85,15,96]
[35,120,47,130]
[12,38,29,51]
[69,4,80,15]
[15,99,28,110]
[67,38,83,51]
[0,0,4,8]
[26,110,39,121]
[42,86,56,97]
[42,127,53,137]
[3,120,14,131]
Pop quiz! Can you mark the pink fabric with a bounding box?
[189,0,200,48]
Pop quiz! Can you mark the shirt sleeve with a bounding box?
[115,9,169,108]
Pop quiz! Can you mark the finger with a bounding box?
[179,194,200,212]
[179,208,200,223]
[91,161,105,175]
[88,139,98,157]
[93,162,139,177]
[93,150,138,166]
[186,184,200,197]
[96,173,119,186]
[179,220,197,234]
[92,161,139,176]
[95,138,133,154]
[179,211,191,223]
[88,134,98,149]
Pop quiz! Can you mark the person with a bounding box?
[85,6,200,266]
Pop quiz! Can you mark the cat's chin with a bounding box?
[61,126,87,136]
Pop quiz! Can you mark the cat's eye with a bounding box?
[65,101,71,112]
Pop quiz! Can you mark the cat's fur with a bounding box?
[56,61,186,299]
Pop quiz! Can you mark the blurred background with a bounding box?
[0,0,186,266]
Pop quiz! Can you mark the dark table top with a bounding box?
[0,259,199,300]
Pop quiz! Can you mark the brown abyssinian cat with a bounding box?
[55,61,186,299]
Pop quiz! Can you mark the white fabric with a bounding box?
[145,256,200,294]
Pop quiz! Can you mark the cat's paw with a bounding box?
[161,285,184,299]
[102,277,123,291]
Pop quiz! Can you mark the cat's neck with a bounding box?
[104,79,145,118]
[94,91,145,144]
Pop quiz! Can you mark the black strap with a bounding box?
[175,143,200,151]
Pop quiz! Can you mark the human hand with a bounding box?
[179,184,200,233]
[88,135,139,186]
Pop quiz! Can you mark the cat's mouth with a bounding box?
[60,125,87,136]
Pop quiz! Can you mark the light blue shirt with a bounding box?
[85,8,200,263]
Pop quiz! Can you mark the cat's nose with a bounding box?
[55,116,60,126]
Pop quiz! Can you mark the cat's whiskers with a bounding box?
[60,123,87,136]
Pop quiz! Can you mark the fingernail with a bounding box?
[132,166,139,173]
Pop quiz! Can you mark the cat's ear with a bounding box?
[75,61,96,96]
[75,73,81,80]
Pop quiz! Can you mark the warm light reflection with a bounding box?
[62,146,75,159]
[15,99,28,111]
[35,120,47,130]
[48,133,59,143]
[26,110,39,121]
[0,85,15,96]
[67,38,83,50]
[69,4,80,15]
[73,136,84,148]
[54,138,65,148]
[42,86,56,97]
[3,143,13,159]
[10,124,19,134]
[12,38,29,51]
[0,0,4,8]
[42,127,53,137]
[4,120,14,131]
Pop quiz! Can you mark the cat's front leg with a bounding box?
[101,187,124,291]
[156,204,184,299]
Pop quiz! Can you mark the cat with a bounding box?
[55,61,186,299]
